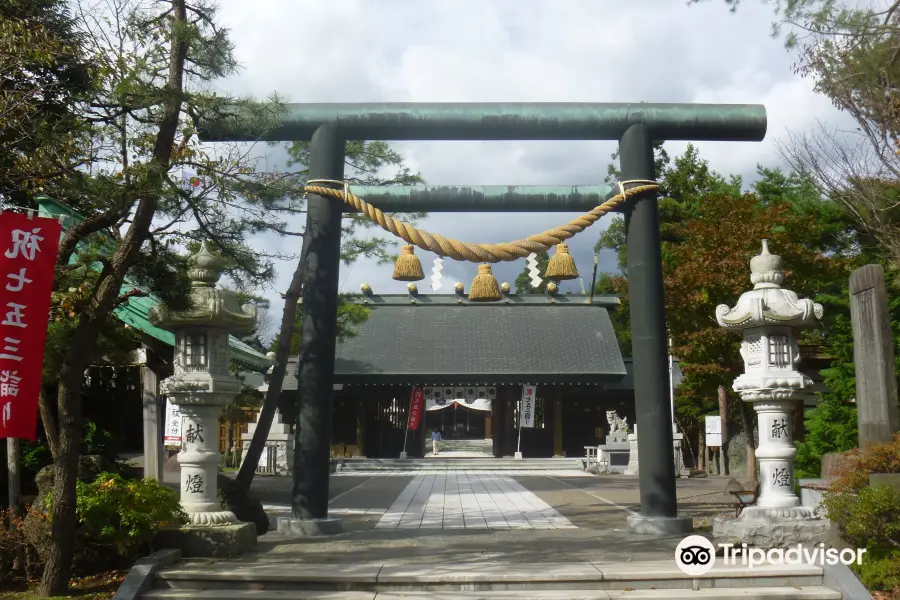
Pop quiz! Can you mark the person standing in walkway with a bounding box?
[431,429,442,455]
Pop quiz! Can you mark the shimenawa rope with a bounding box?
[302,179,660,263]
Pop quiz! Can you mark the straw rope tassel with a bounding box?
[544,243,578,280]
[469,264,501,302]
[392,245,425,281]
[303,179,659,263]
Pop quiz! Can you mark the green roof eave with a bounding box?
[37,196,273,372]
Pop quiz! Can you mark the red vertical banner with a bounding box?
[0,212,62,440]
[407,387,425,431]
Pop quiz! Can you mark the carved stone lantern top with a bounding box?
[715,240,823,331]
[149,240,257,334]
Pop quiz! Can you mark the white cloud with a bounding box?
[206,0,852,329]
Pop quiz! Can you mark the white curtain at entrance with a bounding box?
[424,386,495,411]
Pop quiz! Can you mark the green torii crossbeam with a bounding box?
[199,102,767,534]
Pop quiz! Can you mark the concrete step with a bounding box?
[150,560,833,594]
[143,586,842,600]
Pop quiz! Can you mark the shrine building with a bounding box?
[262,287,672,459]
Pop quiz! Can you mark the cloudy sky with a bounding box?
[207,0,852,341]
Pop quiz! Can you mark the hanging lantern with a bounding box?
[392,245,425,281]
[544,243,579,280]
[468,264,501,302]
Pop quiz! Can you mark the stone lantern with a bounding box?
[712,240,829,547]
[149,241,256,527]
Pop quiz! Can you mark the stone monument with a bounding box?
[624,424,639,475]
[149,241,258,554]
[241,405,293,476]
[623,424,687,477]
[849,264,900,447]
[711,240,829,547]
[599,410,631,471]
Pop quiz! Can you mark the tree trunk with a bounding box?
[235,244,309,491]
[39,365,86,596]
[697,419,705,471]
[740,400,758,484]
[38,386,58,460]
[718,385,730,476]
[6,438,20,514]
[676,417,696,468]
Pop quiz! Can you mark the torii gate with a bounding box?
[201,102,766,534]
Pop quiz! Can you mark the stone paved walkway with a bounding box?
[334,469,593,477]
[375,472,577,530]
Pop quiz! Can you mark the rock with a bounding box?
[217,474,269,535]
[32,455,118,511]
[727,431,750,477]
[821,452,854,479]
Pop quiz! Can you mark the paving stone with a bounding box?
[372,472,577,531]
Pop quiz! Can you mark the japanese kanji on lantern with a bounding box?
[0,211,62,440]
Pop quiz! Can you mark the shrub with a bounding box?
[73,472,186,560]
[0,508,26,583]
[824,485,900,555]
[821,434,900,591]
[1,508,44,581]
[829,434,900,494]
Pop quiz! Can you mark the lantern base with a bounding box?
[626,514,693,535]
[276,517,344,537]
[154,522,257,558]
[712,514,829,550]
[738,505,817,521]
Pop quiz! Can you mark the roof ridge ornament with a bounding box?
[749,239,784,289]
[188,240,225,287]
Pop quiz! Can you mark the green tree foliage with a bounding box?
[596,144,742,272]
[0,0,94,207]
[593,272,631,356]
[513,250,549,293]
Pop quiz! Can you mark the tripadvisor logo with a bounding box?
[675,535,867,576]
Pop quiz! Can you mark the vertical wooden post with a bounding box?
[697,421,705,471]
[356,400,366,457]
[553,398,563,457]
[140,345,164,481]
[492,395,503,457]
[6,438,20,514]
[505,389,516,456]
[849,264,900,447]
[718,385,730,476]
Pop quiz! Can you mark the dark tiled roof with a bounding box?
[271,294,627,387]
